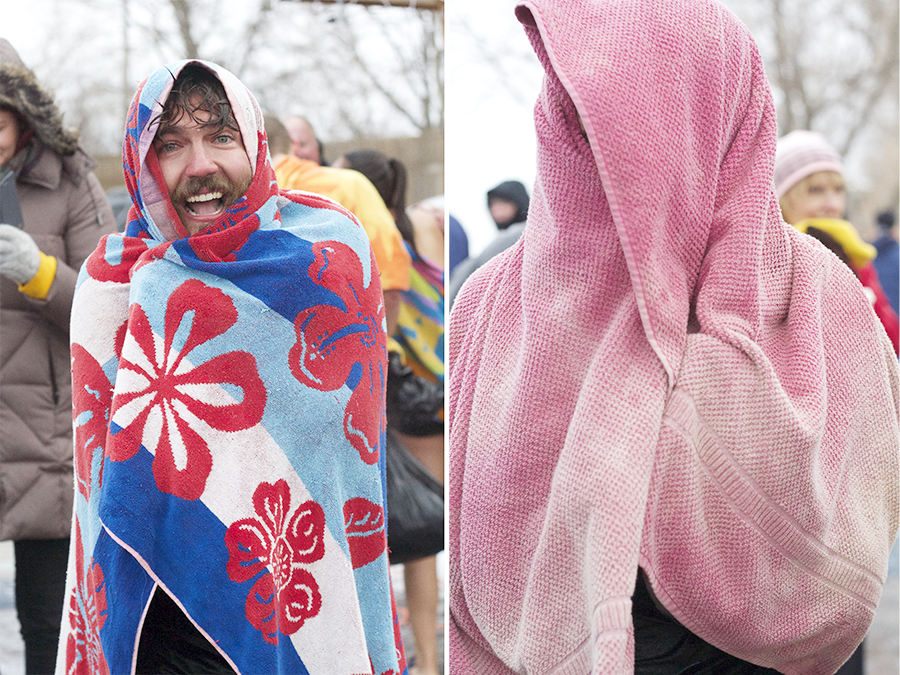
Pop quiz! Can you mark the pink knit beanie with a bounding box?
[773,130,843,197]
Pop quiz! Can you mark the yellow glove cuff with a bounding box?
[18,251,57,300]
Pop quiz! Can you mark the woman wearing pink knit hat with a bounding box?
[448,1,898,674]
[774,129,899,355]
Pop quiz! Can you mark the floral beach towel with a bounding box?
[58,60,405,675]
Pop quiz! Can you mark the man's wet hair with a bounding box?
[155,64,237,136]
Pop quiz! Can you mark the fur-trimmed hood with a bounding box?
[0,38,79,157]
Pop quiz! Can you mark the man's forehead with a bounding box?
[156,101,238,139]
[157,105,213,134]
[286,117,313,136]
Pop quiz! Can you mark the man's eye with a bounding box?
[160,142,178,153]
[216,134,234,144]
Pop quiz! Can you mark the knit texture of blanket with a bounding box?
[58,60,406,675]
[448,2,899,674]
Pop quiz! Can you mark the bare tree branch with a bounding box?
[168,0,200,59]
[730,0,898,162]
[329,6,440,133]
[234,0,275,78]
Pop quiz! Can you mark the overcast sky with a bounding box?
[445,0,543,256]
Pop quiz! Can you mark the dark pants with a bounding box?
[136,588,236,674]
[15,538,70,675]
[834,643,863,675]
[633,570,780,675]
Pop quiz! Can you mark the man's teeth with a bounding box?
[184,191,224,217]
[186,192,223,203]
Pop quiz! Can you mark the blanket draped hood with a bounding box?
[59,60,405,675]
[448,2,899,674]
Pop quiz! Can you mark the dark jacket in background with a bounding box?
[487,180,530,229]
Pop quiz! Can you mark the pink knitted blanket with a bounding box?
[448,1,899,674]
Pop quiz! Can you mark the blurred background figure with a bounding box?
[105,184,131,232]
[448,214,468,276]
[0,38,114,675]
[774,130,899,356]
[449,179,531,306]
[872,209,898,317]
[487,179,529,230]
[282,114,325,166]
[335,148,444,675]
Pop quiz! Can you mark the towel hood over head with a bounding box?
[448,1,899,674]
[123,60,273,250]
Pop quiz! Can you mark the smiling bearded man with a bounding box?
[152,68,252,235]
[57,62,406,675]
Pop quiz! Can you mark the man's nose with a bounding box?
[185,143,217,177]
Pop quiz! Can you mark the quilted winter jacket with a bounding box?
[0,39,115,540]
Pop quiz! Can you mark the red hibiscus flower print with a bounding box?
[65,522,110,675]
[343,497,386,569]
[290,241,387,464]
[84,234,153,283]
[109,279,267,500]
[71,344,115,499]
[225,479,326,644]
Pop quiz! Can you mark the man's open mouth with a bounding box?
[185,191,225,216]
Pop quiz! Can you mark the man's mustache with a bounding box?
[171,175,236,201]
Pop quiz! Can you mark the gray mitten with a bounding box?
[0,224,41,284]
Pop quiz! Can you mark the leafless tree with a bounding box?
[16,0,442,155]
[447,9,542,110]
[721,0,899,160]
[321,5,443,134]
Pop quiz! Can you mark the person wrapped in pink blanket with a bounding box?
[447,1,899,674]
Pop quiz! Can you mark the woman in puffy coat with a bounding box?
[0,38,114,674]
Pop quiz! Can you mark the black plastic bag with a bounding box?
[385,430,444,565]
[386,351,444,437]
